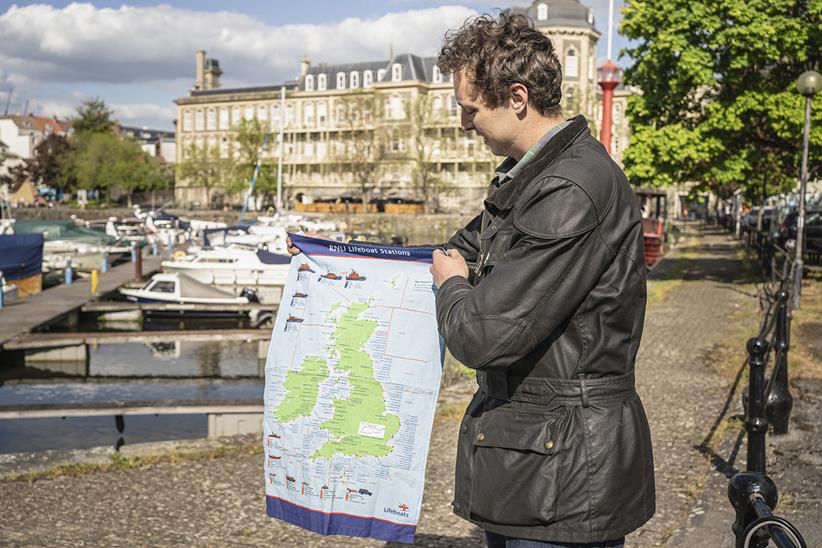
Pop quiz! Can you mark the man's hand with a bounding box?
[286,233,334,255]
[431,249,469,288]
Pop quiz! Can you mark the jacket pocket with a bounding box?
[468,407,567,526]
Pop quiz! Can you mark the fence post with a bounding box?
[766,291,793,435]
[746,337,768,474]
[728,472,778,548]
[133,243,143,281]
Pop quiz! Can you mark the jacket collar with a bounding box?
[484,115,590,213]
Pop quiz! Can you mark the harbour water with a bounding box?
[0,318,266,454]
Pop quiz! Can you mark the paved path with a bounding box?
[1,224,815,547]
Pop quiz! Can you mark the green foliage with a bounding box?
[621,0,821,200]
[60,132,163,203]
[227,118,278,201]
[177,140,235,207]
[71,98,115,135]
[29,133,70,190]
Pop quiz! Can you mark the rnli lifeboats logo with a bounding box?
[384,503,410,518]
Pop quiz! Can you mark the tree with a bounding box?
[61,132,161,206]
[0,161,27,193]
[621,0,821,201]
[28,133,70,190]
[177,141,234,207]
[409,94,452,212]
[72,98,115,135]
[227,118,278,207]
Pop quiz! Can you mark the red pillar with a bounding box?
[597,60,621,156]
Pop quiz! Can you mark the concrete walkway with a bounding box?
[1,223,818,547]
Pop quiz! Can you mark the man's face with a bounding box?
[453,70,519,158]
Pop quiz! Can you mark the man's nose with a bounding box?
[460,111,473,131]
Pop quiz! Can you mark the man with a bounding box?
[288,12,654,547]
[428,13,655,548]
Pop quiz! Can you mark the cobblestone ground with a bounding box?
[1,223,813,547]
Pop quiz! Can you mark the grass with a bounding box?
[0,440,260,484]
[788,273,822,379]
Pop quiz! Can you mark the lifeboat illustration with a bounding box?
[320,272,341,280]
[286,315,304,323]
[292,292,308,298]
[346,270,367,281]
[298,263,315,273]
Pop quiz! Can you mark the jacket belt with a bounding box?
[476,370,636,406]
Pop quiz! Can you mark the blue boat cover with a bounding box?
[0,234,44,280]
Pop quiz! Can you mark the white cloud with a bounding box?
[0,3,478,86]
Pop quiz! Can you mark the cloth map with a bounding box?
[263,234,443,544]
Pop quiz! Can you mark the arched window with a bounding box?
[232,106,241,126]
[432,66,442,84]
[564,87,575,113]
[305,74,314,91]
[377,68,386,82]
[363,70,373,88]
[336,72,346,89]
[244,105,254,121]
[206,108,216,130]
[304,103,315,126]
[389,95,404,119]
[318,73,327,91]
[537,3,548,20]
[432,95,443,117]
[565,48,578,77]
[258,104,268,121]
[449,94,458,118]
[271,104,280,125]
[194,109,204,131]
[392,63,402,82]
[219,108,229,130]
[350,71,359,88]
[182,110,192,132]
[317,102,327,125]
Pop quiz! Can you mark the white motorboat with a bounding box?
[120,272,250,306]
[160,243,291,303]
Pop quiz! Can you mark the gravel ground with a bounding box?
[1,223,818,547]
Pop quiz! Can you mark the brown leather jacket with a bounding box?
[437,115,655,543]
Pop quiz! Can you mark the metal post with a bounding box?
[728,472,778,548]
[766,291,793,435]
[276,85,285,211]
[101,251,108,273]
[793,95,812,309]
[91,269,98,296]
[746,337,768,474]
[64,258,73,286]
[0,270,5,309]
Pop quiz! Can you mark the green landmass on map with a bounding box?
[312,302,400,460]
[273,300,400,460]
[275,356,328,423]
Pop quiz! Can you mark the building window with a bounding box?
[565,49,578,78]
[318,73,327,91]
[286,104,294,126]
[449,94,458,118]
[244,105,254,121]
[219,108,229,130]
[220,138,229,158]
[206,109,216,130]
[538,3,548,20]
[232,106,241,126]
[389,95,404,119]
[305,74,314,92]
[392,63,402,82]
[614,103,622,125]
[271,104,280,124]
[304,103,315,127]
[432,66,443,84]
[433,95,443,117]
[564,86,575,113]
[589,55,595,80]
[317,102,327,125]
[182,110,192,132]
[336,103,345,123]
[258,104,268,121]
[377,68,386,82]
[194,109,204,131]
[317,141,327,159]
[336,72,346,90]
[364,70,373,87]
[350,71,359,88]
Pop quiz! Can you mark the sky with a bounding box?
[0,0,632,131]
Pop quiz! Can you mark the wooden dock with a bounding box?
[80,301,277,313]
[0,254,163,349]
[4,328,271,350]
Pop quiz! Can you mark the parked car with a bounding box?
[775,209,822,256]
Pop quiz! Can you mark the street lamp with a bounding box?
[597,60,622,155]
[793,70,821,309]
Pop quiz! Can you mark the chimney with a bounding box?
[195,49,206,91]
[204,57,222,90]
[300,55,310,77]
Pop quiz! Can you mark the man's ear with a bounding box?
[509,83,529,113]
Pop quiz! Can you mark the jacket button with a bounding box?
[544,439,554,450]
[461,424,468,434]
[477,433,486,442]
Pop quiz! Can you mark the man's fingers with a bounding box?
[447,249,461,258]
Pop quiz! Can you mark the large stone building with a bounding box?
[174,0,633,212]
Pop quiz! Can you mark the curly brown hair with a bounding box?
[437,12,563,118]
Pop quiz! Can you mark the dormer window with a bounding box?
[565,48,578,78]
[392,63,402,82]
[350,71,359,88]
[318,73,327,91]
[432,66,443,84]
[305,74,314,91]
[537,3,548,20]
[364,70,373,87]
[587,9,594,25]
[377,68,386,82]
[336,72,346,89]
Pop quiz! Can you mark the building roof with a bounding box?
[119,125,175,142]
[0,115,70,134]
[300,53,443,91]
[509,0,598,32]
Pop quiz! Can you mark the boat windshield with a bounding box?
[146,280,176,293]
